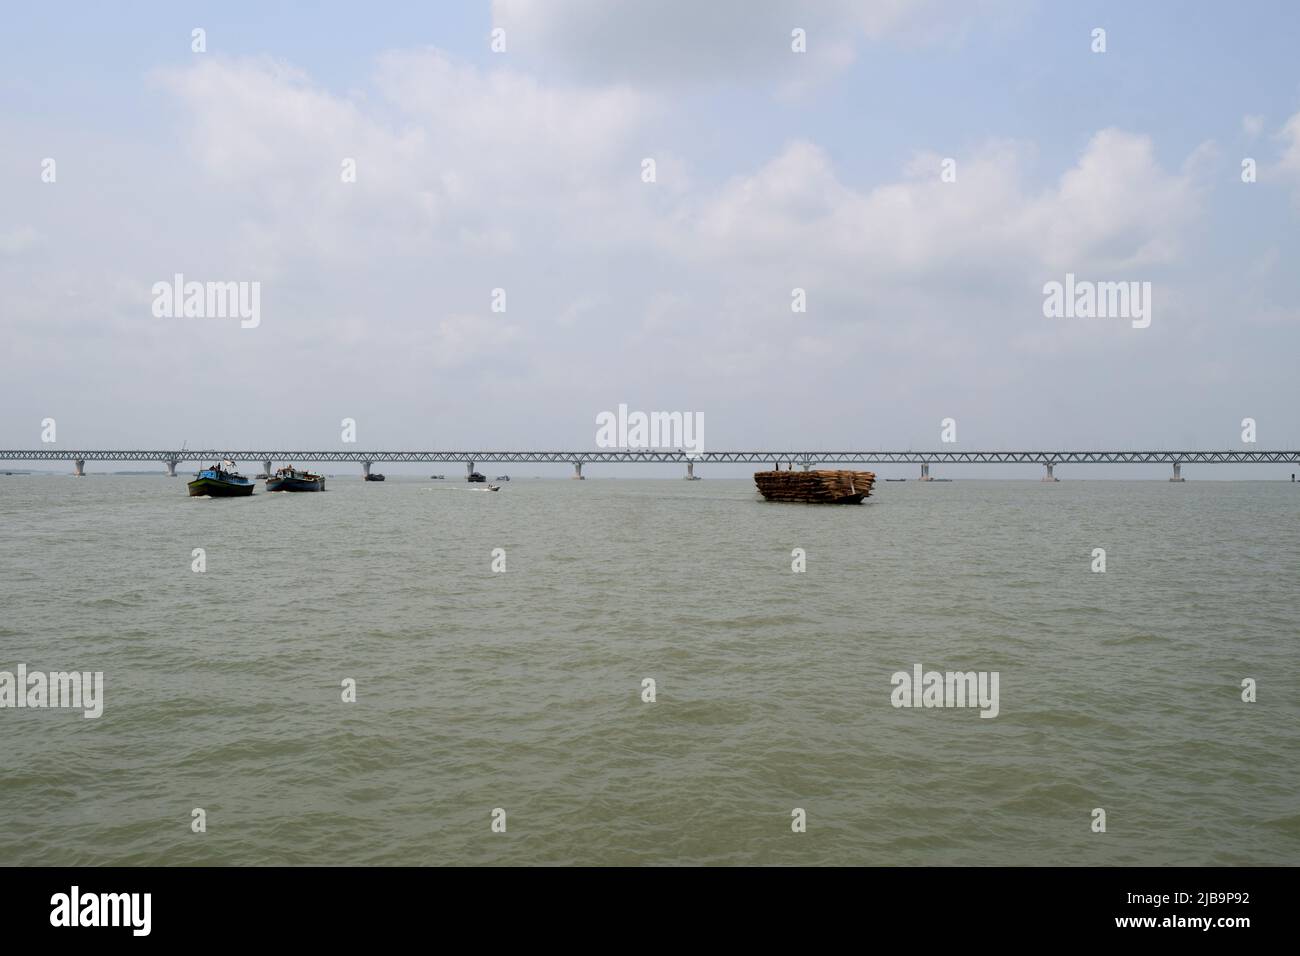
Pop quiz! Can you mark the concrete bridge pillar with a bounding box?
[362,460,372,479]
[1042,462,1058,482]
[572,461,584,480]
[165,460,178,477]
[465,461,475,479]
[73,459,85,477]
[920,463,931,481]
[1170,462,1185,482]
[685,461,695,480]
[263,460,273,477]
[801,461,812,471]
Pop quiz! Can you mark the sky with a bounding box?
[2,0,1299,477]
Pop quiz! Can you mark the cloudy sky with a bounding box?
[2,1,1298,475]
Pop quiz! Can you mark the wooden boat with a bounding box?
[753,469,875,504]
[188,461,254,497]
[467,471,487,483]
[266,466,325,492]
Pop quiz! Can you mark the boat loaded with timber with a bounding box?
[753,469,876,504]
[266,466,325,492]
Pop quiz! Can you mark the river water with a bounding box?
[1,475,1296,865]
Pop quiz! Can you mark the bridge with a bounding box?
[3,449,1298,481]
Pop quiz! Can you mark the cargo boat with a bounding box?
[188,461,255,497]
[266,466,325,492]
[467,471,487,483]
[753,469,875,504]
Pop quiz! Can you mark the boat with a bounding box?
[487,484,502,491]
[266,466,325,492]
[753,469,875,504]
[494,475,510,481]
[467,471,487,483]
[430,475,445,480]
[188,460,255,497]
[364,472,386,482]
[885,478,907,482]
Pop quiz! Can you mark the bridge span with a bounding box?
[2,449,1298,481]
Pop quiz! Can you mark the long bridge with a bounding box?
[3,449,1297,481]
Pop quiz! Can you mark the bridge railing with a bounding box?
[2,449,1297,464]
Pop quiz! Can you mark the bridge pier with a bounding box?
[919,463,932,481]
[1042,462,1059,482]
[73,458,85,477]
[165,459,178,477]
[1170,462,1185,482]
[685,461,695,480]
[465,461,474,480]
[572,461,584,480]
[801,461,813,471]
[362,460,371,479]
[263,459,273,477]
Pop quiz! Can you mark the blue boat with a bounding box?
[187,460,254,497]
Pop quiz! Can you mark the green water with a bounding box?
[1,476,1296,865]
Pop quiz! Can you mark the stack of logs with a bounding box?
[753,469,876,504]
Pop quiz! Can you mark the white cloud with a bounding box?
[679,129,1204,283]
[489,0,1019,91]
[0,45,1259,451]
[154,52,655,260]
[0,225,41,255]
[1026,130,1206,271]
[1275,107,1300,203]
[424,313,524,369]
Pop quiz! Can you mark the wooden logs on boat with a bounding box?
[753,469,876,504]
